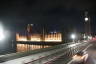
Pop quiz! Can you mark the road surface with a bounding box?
[49,41,96,64]
[67,41,96,64]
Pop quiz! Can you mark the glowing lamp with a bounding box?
[85,17,88,22]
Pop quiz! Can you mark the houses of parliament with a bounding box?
[16,24,62,52]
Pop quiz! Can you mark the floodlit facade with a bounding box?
[16,33,42,42]
[16,33,62,42]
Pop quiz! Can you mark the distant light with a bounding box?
[71,34,76,39]
[30,24,33,26]
[88,36,92,40]
[0,32,5,41]
[28,24,33,26]
[0,25,5,41]
[54,31,57,33]
[50,32,53,34]
[83,34,86,38]
[85,17,88,22]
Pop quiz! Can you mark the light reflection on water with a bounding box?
[17,44,51,52]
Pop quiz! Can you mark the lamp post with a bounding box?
[84,11,91,40]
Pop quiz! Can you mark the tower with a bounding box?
[27,24,33,33]
[27,24,33,40]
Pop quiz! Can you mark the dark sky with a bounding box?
[0,0,96,34]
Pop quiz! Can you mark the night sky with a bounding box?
[0,0,96,35]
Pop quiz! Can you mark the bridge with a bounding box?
[0,40,95,64]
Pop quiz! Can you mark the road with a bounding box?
[84,43,96,64]
[49,41,96,64]
[0,42,83,64]
[0,42,93,64]
[68,41,96,64]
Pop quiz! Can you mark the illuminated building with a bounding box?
[16,24,62,52]
[44,33,62,42]
[16,32,62,42]
[16,33,42,42]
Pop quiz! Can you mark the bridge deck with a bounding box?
[0,42,89,64]
[52,41,96,64]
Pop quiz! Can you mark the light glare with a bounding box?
[85,17,88,21]
[0,29,5,41]
[71,34,76,39]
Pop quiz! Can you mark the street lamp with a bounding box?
[85,11,89,22]
[71,34,76,42]
[85,17,88,22]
